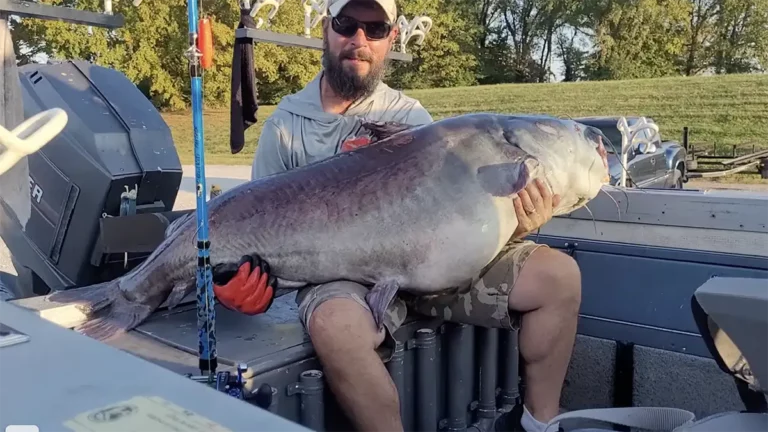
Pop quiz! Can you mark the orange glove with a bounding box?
[212,254,276,315]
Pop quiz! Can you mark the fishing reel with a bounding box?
[186,363,249,399]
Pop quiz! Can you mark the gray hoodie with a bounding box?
[250,70,433,180]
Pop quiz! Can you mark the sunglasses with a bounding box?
[331,15,392,40]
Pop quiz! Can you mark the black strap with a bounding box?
[229,7,259,155]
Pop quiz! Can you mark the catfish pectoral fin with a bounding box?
[476,158,539,197]
[165,280,195,310]
[365,279,401,331]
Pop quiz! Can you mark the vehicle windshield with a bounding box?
[598,128,623,152]
[578,122,623,153]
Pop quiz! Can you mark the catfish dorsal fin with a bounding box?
[361,120,416,142]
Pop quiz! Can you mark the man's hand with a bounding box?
[212,254,276,315]
[512,178,561,239]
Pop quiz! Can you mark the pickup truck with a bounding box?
[575,116,688,189]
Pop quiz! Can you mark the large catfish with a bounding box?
[44,113,611,341]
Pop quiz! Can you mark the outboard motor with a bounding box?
[0,60,183,298]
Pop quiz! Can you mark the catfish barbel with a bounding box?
[43,113,611,341]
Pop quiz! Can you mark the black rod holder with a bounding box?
[415,328,438,431]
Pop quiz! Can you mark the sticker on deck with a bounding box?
[63,395,232,432]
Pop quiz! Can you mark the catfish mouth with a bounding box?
[592,135,610,183]
[553,195,592,217]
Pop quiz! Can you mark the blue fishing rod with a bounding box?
[184,0,217,382]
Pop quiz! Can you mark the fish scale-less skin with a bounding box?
[198,117,498,291]
[45,113,610,341]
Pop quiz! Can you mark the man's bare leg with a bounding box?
[308,297,403,432]
[507,247,582,425]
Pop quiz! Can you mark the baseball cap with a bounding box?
[327,0,397,24]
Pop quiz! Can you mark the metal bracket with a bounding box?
[286,370,324,396]
[119,184,139,269]
[234,3,434,62]
[564,242,579,257]
[406,327,440,350]
[0,0,125,29]
[235,27,413,61]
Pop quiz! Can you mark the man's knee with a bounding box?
[511,247,581,312]
[303,282,386,351]
[540,248,581,304]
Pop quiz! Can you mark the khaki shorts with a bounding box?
[295,239,546,352]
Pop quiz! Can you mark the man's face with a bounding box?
[322,1,397,100]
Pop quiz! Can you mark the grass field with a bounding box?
[163,73,768,176]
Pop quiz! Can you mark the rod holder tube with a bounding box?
[387,340,406,424]
[268,385,279,414]
[477,327,499,419]
[415,328,438,431]
[499,328,520,407]
[287,370,325,431]
[446,323,473,432]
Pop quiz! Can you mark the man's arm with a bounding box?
[250,118,291,181]
[402,101,433,126]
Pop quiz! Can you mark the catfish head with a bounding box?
[495,115,611,216]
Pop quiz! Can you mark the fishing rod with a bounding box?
[184,0,217,382]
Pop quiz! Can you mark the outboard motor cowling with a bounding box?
[0,60,183,296]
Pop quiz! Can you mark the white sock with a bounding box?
[520,405,558,432]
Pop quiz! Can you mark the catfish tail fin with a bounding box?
[47,281,118,316]
[46,281,152,341]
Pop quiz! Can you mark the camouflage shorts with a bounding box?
[295,239,547,348]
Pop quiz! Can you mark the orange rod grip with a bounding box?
[198,17,214,69]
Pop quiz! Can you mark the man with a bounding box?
[213,1,581,431]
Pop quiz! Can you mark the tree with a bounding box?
[710,0,768,73]
[583,0,691,80]
[556,28,588,81]
[682,0,720,75]
[386,0,480,89]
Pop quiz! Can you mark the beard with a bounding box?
[322,38,389,101]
